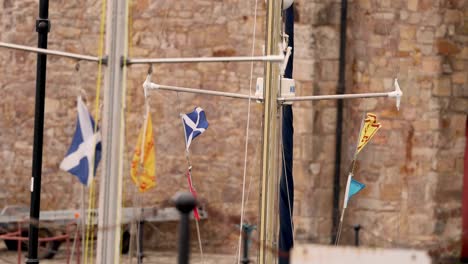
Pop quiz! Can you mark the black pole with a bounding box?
[279,3,294,264]
[241,224,255,264]
[331,0,347,244]
[27,0,50,262]
[353,225,361,246]
[137,220,144,264]
[175,192,197,264]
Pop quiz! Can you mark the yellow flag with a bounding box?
[130,109,156,192]
[356,113,381,154]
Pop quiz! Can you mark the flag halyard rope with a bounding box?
[84,0,107,261]
[237,0,260,262]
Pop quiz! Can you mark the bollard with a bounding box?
[175,192,197,264]
[137,220,144,264]
[353,225,361,247]
[241,224,256,264]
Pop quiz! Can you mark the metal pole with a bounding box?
[145,82,260,100]
[26,0,50,262]
[332,0,348,244]
[258,0,282,263]
[353,225,361,246]
[175,192,197,264]
[96,0,127,262]
[278,91,393,102]
[241,224,255,264]
[127,54,283,64]
[137,220,144,264]
[0,41,100,62]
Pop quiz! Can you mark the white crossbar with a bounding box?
[0,41,100,62]
[143,75,402,109]
[127,54,284,64]
[144,81,259,100]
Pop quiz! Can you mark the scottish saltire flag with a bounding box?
[181,107,209,150]
[343,173,365,208]
[60,96,102,186]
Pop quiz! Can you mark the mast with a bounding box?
[258,0,282,263]
[27,0,50,262]
[96,0,127,262]
[279,3,295,264]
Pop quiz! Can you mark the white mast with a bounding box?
[258,0,282,263]
[96,0,127,262]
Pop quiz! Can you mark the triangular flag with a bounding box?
[348,178,365,200]
[60,96,102,186]
[181,107,209,151]
[356,113,381,154]
[343,173,365,208]
[130,107,156,192]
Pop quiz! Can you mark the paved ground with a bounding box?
[0,243,242,264]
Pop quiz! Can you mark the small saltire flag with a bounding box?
[130,107,156,192]
[343,173,365,208]
[181,107,209,151]
[356,113,381,154]
[60,96,102,186]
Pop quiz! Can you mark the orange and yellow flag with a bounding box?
[130,109,156,192]
[356,113,381,155]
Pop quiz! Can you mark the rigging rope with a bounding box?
[118,0,131,262]
[84,0,107,261]
[236,0,259,262]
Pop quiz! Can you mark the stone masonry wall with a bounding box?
[339,0,468,258]
[0,0,466,258]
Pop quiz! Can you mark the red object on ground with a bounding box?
[461,116,468,261]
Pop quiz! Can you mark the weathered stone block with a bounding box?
[400,25,417,39]
[444,9,462,24]
[449,98,468,113]
[433,77,452,96]
[408,0,419,11]
[399,39,416,51]
[421,56,442,73]
[453,84,468,97]
[452,72,467,84]
[416,27,435,44]
[379,183,401,201]
[320,60,339,81]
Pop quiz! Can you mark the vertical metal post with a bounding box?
[27,0,50,262]
[241,224,255,264]
[353,225,361,246]
[137,220,144,264]
[175,192,197,264]
[332,0,348,244]
[258,0,282,263]
[96,0,127,262]
[461,117,468,262]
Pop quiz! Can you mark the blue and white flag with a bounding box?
[181,107,209,150]
[60,96,102,186]
[343,173,365,208]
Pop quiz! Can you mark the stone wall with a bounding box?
[338,0,468,258]
[0,0,466,258]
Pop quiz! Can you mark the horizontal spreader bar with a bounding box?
[127,54,284,64]
[0,41,100,62]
